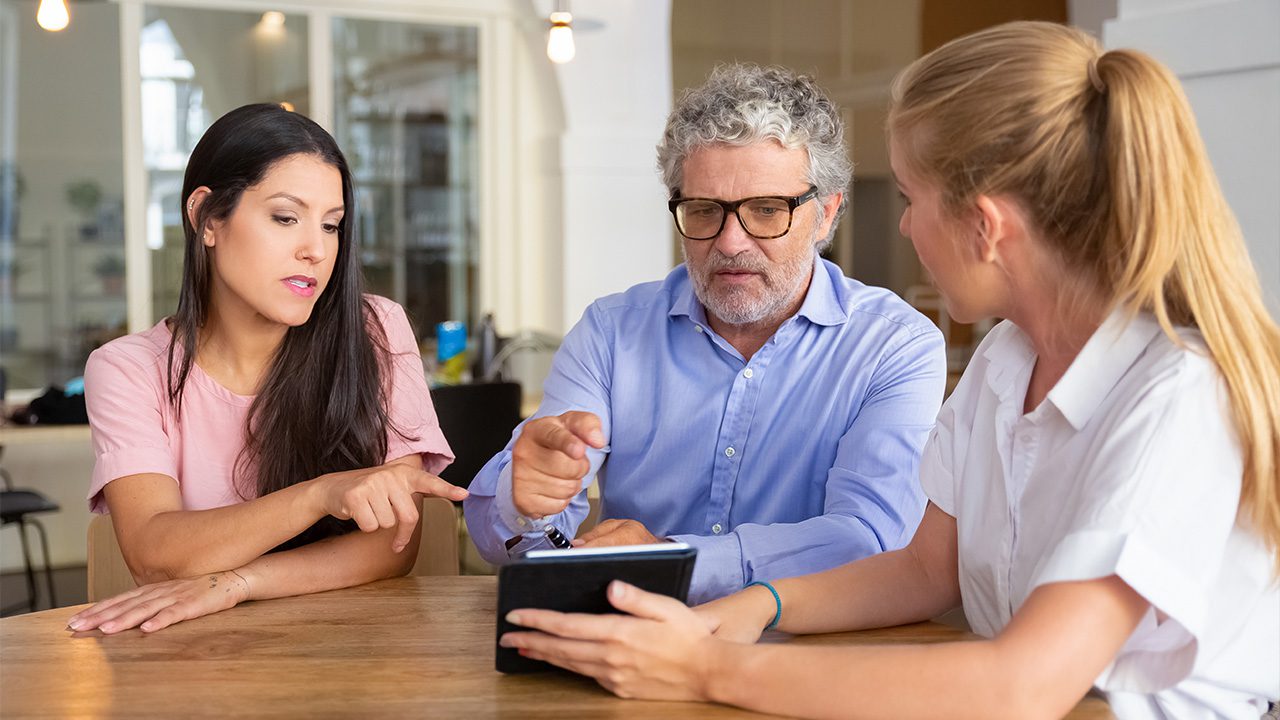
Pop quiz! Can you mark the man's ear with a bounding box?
[814,191,843,242]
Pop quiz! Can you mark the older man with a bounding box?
[464,64,945,603]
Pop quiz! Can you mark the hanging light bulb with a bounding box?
[36,0,70,32]
[255,11,286,40]
[546,10,575,64]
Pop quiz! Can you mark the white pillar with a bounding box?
[546,0,674,330]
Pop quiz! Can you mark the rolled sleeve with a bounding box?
[84,347,179,514]
[918,422,955,517]
[1027,365,1241,694]
[373,296,455,473]
[668,532,745,604]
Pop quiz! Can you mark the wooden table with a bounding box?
[0,576,1113,718]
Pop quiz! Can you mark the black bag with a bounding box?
[10,386,89,425]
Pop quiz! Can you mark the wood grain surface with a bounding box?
[0,576,1114,719]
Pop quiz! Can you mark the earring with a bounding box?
[188,199,195,211]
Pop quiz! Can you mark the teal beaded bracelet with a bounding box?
[745,580,781,630]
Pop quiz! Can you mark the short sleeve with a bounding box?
[84,346,179,513]
[1029,354,1242,692]
[371,297,455,475]
[918,408,955,516]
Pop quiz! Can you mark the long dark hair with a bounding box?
[173,103,398,548]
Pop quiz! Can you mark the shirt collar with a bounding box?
[667,255,849,328]
[979,308,1164,430]
[981,321,1037,404]
[1047,309,1162,430]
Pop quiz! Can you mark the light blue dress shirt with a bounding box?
[463,258,946,603]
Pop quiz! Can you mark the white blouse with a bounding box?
[920,311,1279,720]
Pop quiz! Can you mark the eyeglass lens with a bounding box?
[675,197,793,240]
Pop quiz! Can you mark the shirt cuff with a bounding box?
[668,532,745,604]
[505,532,554,557]
[494,463,549,537]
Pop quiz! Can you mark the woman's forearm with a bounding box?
[771,504,962,635]
[235,518,422,601]
[702,576,1145,720]
[107,475,330,583]
[704,639,1039,720]
[772,545,960,635]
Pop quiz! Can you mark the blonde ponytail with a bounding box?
[890,21,1280,574]
[1098,49,1280,568]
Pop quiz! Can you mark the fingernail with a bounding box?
[609,580,627,599]
[570,539,584,547]
[505,611,522,625]
[67,619,83,631]
[140,622,153,632]
[393,543,405,553]
[498,635,514,647]
[591,430,605,445]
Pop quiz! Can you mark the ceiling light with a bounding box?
[547,10,575,64]
[260,11,285,31]
[36,0,70,32]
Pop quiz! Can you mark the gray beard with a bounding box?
[685,240,816,327]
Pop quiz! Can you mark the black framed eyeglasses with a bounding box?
[668,185,820,240]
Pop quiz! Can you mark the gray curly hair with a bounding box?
[657,63,852,249]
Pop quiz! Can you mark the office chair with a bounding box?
[430,381,523,490]
[0,463,60,613]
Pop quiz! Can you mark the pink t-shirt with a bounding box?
[84,295,454,513]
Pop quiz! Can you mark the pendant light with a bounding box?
[37,0,70,32]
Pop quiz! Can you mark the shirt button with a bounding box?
[743,368,754,379]
[694,325,704,333]
[516,517,528,527]
[724,446,735,457]
[711,523,723,534]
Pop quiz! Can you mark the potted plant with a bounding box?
[66,179,103,239]
[93,253,126,295]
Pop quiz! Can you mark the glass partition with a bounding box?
[332,19,479,339]
[0,1,123,389]
[141,5,310,321]
[0,2,484,392]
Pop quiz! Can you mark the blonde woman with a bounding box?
[498,21,1280,719]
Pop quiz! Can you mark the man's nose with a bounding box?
[711,210,757,256]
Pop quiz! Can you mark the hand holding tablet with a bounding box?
[495,543,697,673]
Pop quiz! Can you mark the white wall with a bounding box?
[1105,0,1280,318]
[538,0,674,331]
[1069,0,1118,37]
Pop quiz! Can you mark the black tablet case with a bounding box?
[495,545,697,673]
